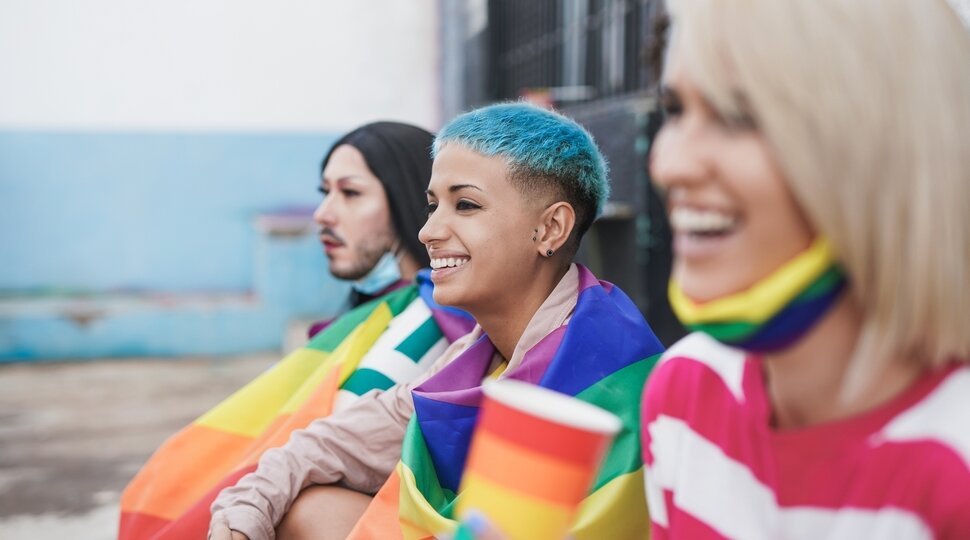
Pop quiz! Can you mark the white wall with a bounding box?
[0,0,441,132]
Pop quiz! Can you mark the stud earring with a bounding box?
[532,229,537,242]
[546,249,554,257]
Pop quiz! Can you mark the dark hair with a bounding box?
[321,122,434,268]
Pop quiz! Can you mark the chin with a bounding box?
[434,286,478,314]
[680,270,759,303]
[432,287,459,308]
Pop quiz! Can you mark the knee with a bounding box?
[277,485,372,540]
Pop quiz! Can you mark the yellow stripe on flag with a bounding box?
[397,462,456,540]
[195,302,394,436]
[571,468,649,540]
[669,237,834,325]
[334,303,395,385]
[195,347,332,437]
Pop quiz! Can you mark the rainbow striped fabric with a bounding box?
[348,265,664,539]
[119,273,474,540]
[668,237,846,352]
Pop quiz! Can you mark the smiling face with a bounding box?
[313,144,396,280]
[650,44,814,303]
[419,144,545,314]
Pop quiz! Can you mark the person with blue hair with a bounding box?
[209,103,663,540]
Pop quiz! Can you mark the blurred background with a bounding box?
[0,0,683,537]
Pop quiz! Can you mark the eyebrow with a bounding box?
[321,175,364,186]
[425,184,484,196]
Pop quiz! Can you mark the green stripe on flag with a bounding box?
[306,285,418,352]
[692,320,758,341]
[396,318,444,362]
[797,266,843,302]
[340,367,398,396]
[401,418,459,518]
[576,353,660,491]
[385,286,422,317]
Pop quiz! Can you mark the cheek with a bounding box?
[728,152,813,282]
[739,156,812,252]
[647,130,674,187]
[464,216,524,280]
[346,199,393,239]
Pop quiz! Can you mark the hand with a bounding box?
[208,511,250,540]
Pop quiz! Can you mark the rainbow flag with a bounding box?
[668,237,846,351]
[119,272,474,540]
[347,265,664,539]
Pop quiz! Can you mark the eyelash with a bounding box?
[425,200,482,215]
[317,187,360,198]
[661,103,683,120]
[456,200,481,211]
[659,92,683,120]
[659,101,755,134]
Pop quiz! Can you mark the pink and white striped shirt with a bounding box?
[641,332,970,539]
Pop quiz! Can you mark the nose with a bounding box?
[418,206,447,248]
[313,192,336,227]
[649,119,708,190]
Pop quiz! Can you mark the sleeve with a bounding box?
[210,330,478,539]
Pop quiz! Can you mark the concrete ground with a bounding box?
[0,355,273,539]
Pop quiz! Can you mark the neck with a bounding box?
[762,294,921,429]
[473,262,570,361]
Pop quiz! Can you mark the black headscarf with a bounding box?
[321,122,434,269]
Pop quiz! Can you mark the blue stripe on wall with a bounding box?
[0,130,339,293]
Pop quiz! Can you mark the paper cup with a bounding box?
[456,380,622,540]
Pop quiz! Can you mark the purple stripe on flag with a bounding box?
[430,308,477,343]
[413,335,495,407]
[503,326,566,382]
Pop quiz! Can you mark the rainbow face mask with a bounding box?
[668,238,847,352]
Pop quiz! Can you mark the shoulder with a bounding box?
[641,333,755,436]
[879,364,970,472]
[646,332,749,400]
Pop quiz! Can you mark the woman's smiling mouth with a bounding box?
[429,256,470,281]
[669,206,741,260]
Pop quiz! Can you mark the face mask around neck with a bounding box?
[668,237,847,352]
[353,250,403,295]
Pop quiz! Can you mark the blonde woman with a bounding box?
[641,0,970,538]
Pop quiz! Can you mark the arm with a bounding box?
[208,511,250,540]
[210,331,478,540]
[210,382,416,539]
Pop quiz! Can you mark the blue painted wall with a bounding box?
[0,130,354,360]
[0,131,339,293]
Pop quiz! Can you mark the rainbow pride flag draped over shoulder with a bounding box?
[119,272,474,540]
[348,266,664,539]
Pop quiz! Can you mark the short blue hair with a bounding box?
[433,102,610,240]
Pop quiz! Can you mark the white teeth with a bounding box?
[670,207,738,234]
[430,257,470,269]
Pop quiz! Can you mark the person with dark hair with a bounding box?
[119,122,475,540]
[208,102,664,540]
[315,122,432,308]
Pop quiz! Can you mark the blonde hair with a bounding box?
[665,0,970,379]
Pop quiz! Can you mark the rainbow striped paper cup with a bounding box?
[456,379,622,540]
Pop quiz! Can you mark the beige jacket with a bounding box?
[212,265,580,539]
